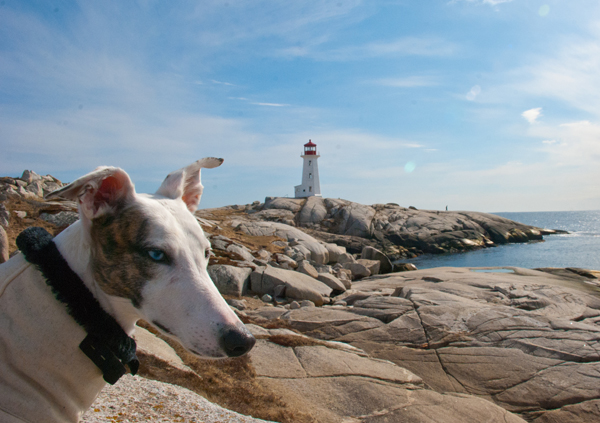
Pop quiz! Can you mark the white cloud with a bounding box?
[495,23,600,118]
[527,120,600,167]
[372,76,438,88]
[211,80,235,86]
[251,102,290,107]
[450,0,515,5]
[281,36,456,61]
[229,97,290,107]
[483,0,515,5]
[184,1,364,49]
[466,85,481,101]
[521,107,542,124]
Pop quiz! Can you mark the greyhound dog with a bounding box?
[0,158,255,423]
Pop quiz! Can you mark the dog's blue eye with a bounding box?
[148,249,165,262]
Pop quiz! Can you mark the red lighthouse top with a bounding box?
[303,139,317,155]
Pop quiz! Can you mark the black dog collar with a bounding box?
[16,227,139,385]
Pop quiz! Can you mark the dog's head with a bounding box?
[46,159,255,358]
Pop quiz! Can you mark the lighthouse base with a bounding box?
[294,184,322,198]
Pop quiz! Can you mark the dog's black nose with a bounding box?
[220,327,256,357]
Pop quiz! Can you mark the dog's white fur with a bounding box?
[0,159,254,423]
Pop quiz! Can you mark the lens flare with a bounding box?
[539,5,550,16]
[466,85,481,101]
[404,162,416,173]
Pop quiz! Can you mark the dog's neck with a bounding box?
[53,221,142,334]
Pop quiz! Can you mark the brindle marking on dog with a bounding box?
[90,203,158,308]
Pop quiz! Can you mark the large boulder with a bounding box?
[337,252,355,264]
[357,259,380,276]
[274,253,298,270]
[24,180,44,197]
[322,243,345,263]
[208,265,252,296]
[297,196,327,226]
[263,197,304,213]
[361,246,393,274]
[250,265,332,306]
[0,204,8,227]
[233,220,329,264]
[20,170,42,184]
[297,260,319,279]
[0,226,8,264]
[316,273,347,294]
[226,243,255,262]
[325,199,376,238]
[343,262,371,280]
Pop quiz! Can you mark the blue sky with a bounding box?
[1,0,599,212]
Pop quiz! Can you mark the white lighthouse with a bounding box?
[295,140,321,198]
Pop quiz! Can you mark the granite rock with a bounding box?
[208,265,252,296]
[0,226,8,264]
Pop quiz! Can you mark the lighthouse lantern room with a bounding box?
[295,140,321,198]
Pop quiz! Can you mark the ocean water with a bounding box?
[395,210,600,270]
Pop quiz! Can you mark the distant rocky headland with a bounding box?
[2,170,599,423]
[227,195,565,259]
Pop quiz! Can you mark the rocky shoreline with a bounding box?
[223,196,565,259]
[2,170,597,423]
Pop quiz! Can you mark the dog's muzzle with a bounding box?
[220,325,256,358]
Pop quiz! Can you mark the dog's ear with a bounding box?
[156,157,223,212]
[46,166,135,221]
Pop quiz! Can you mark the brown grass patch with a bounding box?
[137,321,316,423]
[268,334,327,348]
[222,295,266,311]
[197,207,286,255]
[3,197,66,255]
[240,314,297,330]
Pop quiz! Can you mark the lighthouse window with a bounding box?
[309,186,312,192]
[308,160,312,166]
[309,173,312,179]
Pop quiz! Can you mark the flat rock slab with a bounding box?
[294,345,421,384]
[531,399,600,423]
[350,296,414,323]
[249,339,523,423]
[277,267,600,421]
[259,375,525,423]
[250,341,307,378]
[281,307,384,334]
